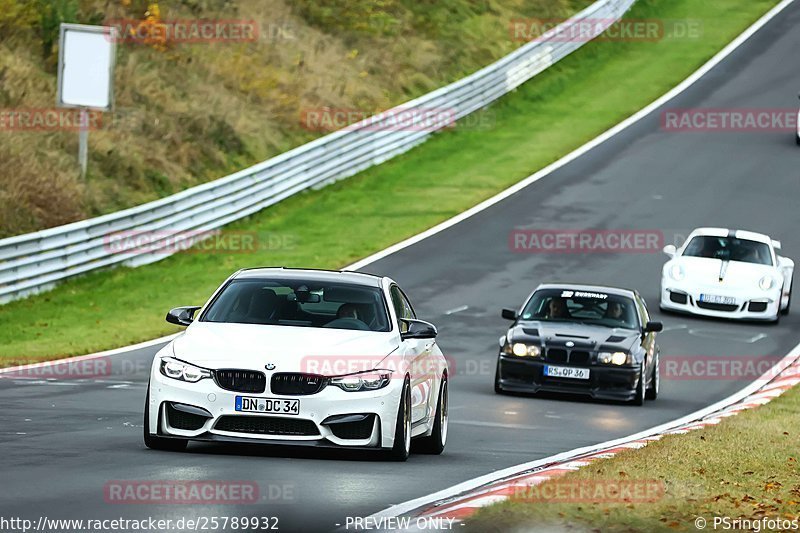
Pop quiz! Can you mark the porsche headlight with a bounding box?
[598,351,631,365]
[669,264,685,281]
[510,342,541,357]
[160,357,212,383]
[759,275,775,291]
[330,370,392,392]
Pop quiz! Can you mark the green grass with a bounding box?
[465,383,800,532]
[0,0,779,364]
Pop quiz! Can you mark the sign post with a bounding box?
[57,23,117,178]
[78,108,89,176]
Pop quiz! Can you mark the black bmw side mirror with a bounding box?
[166,306,202,327]
[643,321,663,334]
[400,319,438,340]
[501,308,518,320]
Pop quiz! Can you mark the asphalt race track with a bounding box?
[2,4,800,532]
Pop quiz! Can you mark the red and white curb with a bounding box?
[369,343,800,530]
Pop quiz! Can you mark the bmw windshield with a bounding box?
[520,289,640,330]
[201,278,391,332]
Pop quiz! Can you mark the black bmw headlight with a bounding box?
[501,339,542,358]
[597,351,632,366]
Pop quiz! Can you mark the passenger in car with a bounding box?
[605,301,624,320]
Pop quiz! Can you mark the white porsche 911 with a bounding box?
[660,228,793,322]
[144,268,448,461]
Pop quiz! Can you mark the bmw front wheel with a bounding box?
[143,382,188,452]
[387,378,411,461]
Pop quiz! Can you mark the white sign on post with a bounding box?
[57,23,117,177]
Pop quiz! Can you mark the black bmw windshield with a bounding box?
[201,279,391,332]
[682,236,772,266]
[520,289,639,330]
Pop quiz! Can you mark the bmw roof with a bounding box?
[233,267,385,287]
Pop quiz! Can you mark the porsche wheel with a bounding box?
[781,280,792,315]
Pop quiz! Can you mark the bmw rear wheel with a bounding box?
[414,376,448,454]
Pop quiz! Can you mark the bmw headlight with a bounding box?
[598,351,631,366]
[160,357,212,383]
[330,370,392,392]
[759,275,775,291]
[505,342,541,357]
[669,264,685,281]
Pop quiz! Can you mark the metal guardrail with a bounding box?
[0,0,636,303]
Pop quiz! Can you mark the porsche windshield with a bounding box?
[201,279,391,332]
[520,289,639,329]
[682,236,773,266]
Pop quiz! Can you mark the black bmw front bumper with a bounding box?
[496,354,642,402]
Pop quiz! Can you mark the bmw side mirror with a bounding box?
[400,319,437,340]
[501,308,518,320]
[662,244,677,258]
[643,321,663,334]
[166,306,201,327]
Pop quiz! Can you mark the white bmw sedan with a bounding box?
[144,268,448,461]
[660,228,793,322]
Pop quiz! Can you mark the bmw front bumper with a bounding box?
[496,354,643,402]
[147,359,404,450]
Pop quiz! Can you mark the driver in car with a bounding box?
[337,303,360,320]
[546,297,570,319]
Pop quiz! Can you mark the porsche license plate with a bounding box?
[699,294,736,305]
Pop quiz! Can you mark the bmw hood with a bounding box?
[171,322,399,374]
[509,321,640,352]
